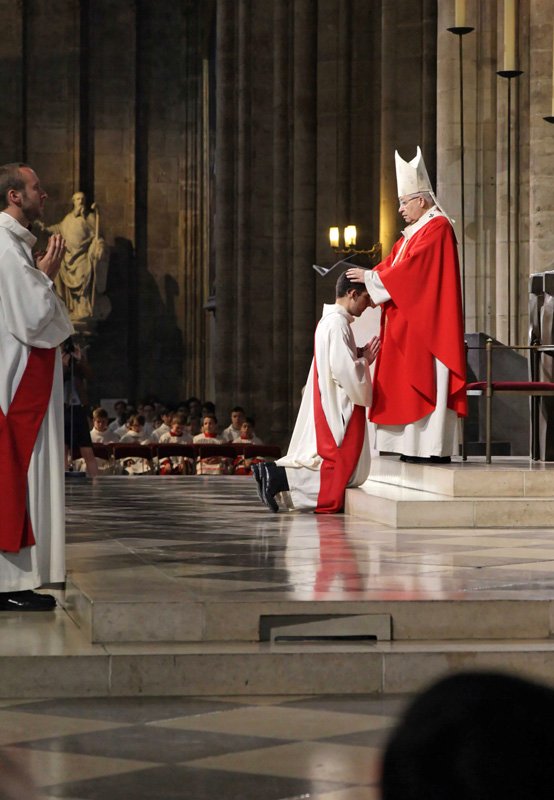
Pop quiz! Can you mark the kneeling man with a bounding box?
[255,272,379,513]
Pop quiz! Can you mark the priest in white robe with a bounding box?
[0,163,72,611]
[254,272,379,513]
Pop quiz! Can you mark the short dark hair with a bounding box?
[336,271,368,298]
[381,671,554,800]
[231,406,245,413]
[0,162,30,210]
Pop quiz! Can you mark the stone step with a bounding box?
[345,478,554,528]
[4,609,554,698]
[369,456,554,498]
[65,577,554,643]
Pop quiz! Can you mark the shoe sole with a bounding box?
[260,466,279,513]
[252,464,264,502]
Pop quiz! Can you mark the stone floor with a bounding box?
[0,692,404,799]
[5,465,554,797]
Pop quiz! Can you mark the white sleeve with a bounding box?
[364,269,391,304]
[0,244,73,347]
[328,323,373,407]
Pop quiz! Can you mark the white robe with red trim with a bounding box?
[277,303,373,510]
[0,212,73,591]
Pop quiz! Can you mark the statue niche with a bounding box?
[40,192,111,329]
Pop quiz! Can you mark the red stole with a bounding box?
[313,347,366,514]
[0,347,56,553]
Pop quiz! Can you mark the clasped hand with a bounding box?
[357,335,380,364]
[36,234,66,280]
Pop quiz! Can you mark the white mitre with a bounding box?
[395,146,453,221]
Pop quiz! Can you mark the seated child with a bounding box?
[232,418,263,445]
[118,414,153,474]
[232,419,264,475]
[158,413,194,474]
[193,415,231,474]
[90,407,120,444]
[89,407,119,473]
[119,414,152,444]
[193,415,225,445]
[221,406,245,442]
[108,400,128,433]
[151,406,174,442]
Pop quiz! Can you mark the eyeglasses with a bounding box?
[398,196,421,207]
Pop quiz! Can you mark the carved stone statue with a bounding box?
[41,192,110,326]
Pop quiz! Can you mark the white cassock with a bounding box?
[278,303,373,510]
[364,269,459,458]
[0,212,73,591]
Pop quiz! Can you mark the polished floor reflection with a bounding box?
[1,692,404,799]
[3,472,554,797]
[65,476,554,601]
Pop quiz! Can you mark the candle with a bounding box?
[504,0,516,71]
[552,25,554,117]
[329,227,339,249]
[344,225,357,248]
[455,0,466,28]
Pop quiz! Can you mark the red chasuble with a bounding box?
[370,215,467,425]
[313,349,366,514]
[0,347,56,553]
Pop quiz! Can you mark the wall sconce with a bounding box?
[328,225,382,262]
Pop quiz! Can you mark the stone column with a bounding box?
[271,0,293,440]
[529,5,554,274]
[0,1,24,161]
[214,0,237,415]
[291,0,318,401]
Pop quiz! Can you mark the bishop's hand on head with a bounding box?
[346,267,366,284]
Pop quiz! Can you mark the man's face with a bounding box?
[94,417,108,432]
[398,194,426,225]
[349,289,372,318]
[18,168,47,223]
[231,411,245,428]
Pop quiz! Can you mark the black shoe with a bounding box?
[400,455,451,465]
[260,463,289,513]
[0,590,56,612]
[400,455,427,464]
[252,463,263,502]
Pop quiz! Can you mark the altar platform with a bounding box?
[4,460,554,699]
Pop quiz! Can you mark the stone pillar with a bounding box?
[214,0,237,416]
[25,0,79,219]
[291,0,318,402]
[0,1,24,161]
[380,0,437,256]
[529,5,554,274]
[271,0,293,440]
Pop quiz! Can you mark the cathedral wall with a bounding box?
[0,0,437,442]
[0,0,207,409]
[437,0,554,346]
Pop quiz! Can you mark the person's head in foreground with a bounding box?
[381,670,554,800]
